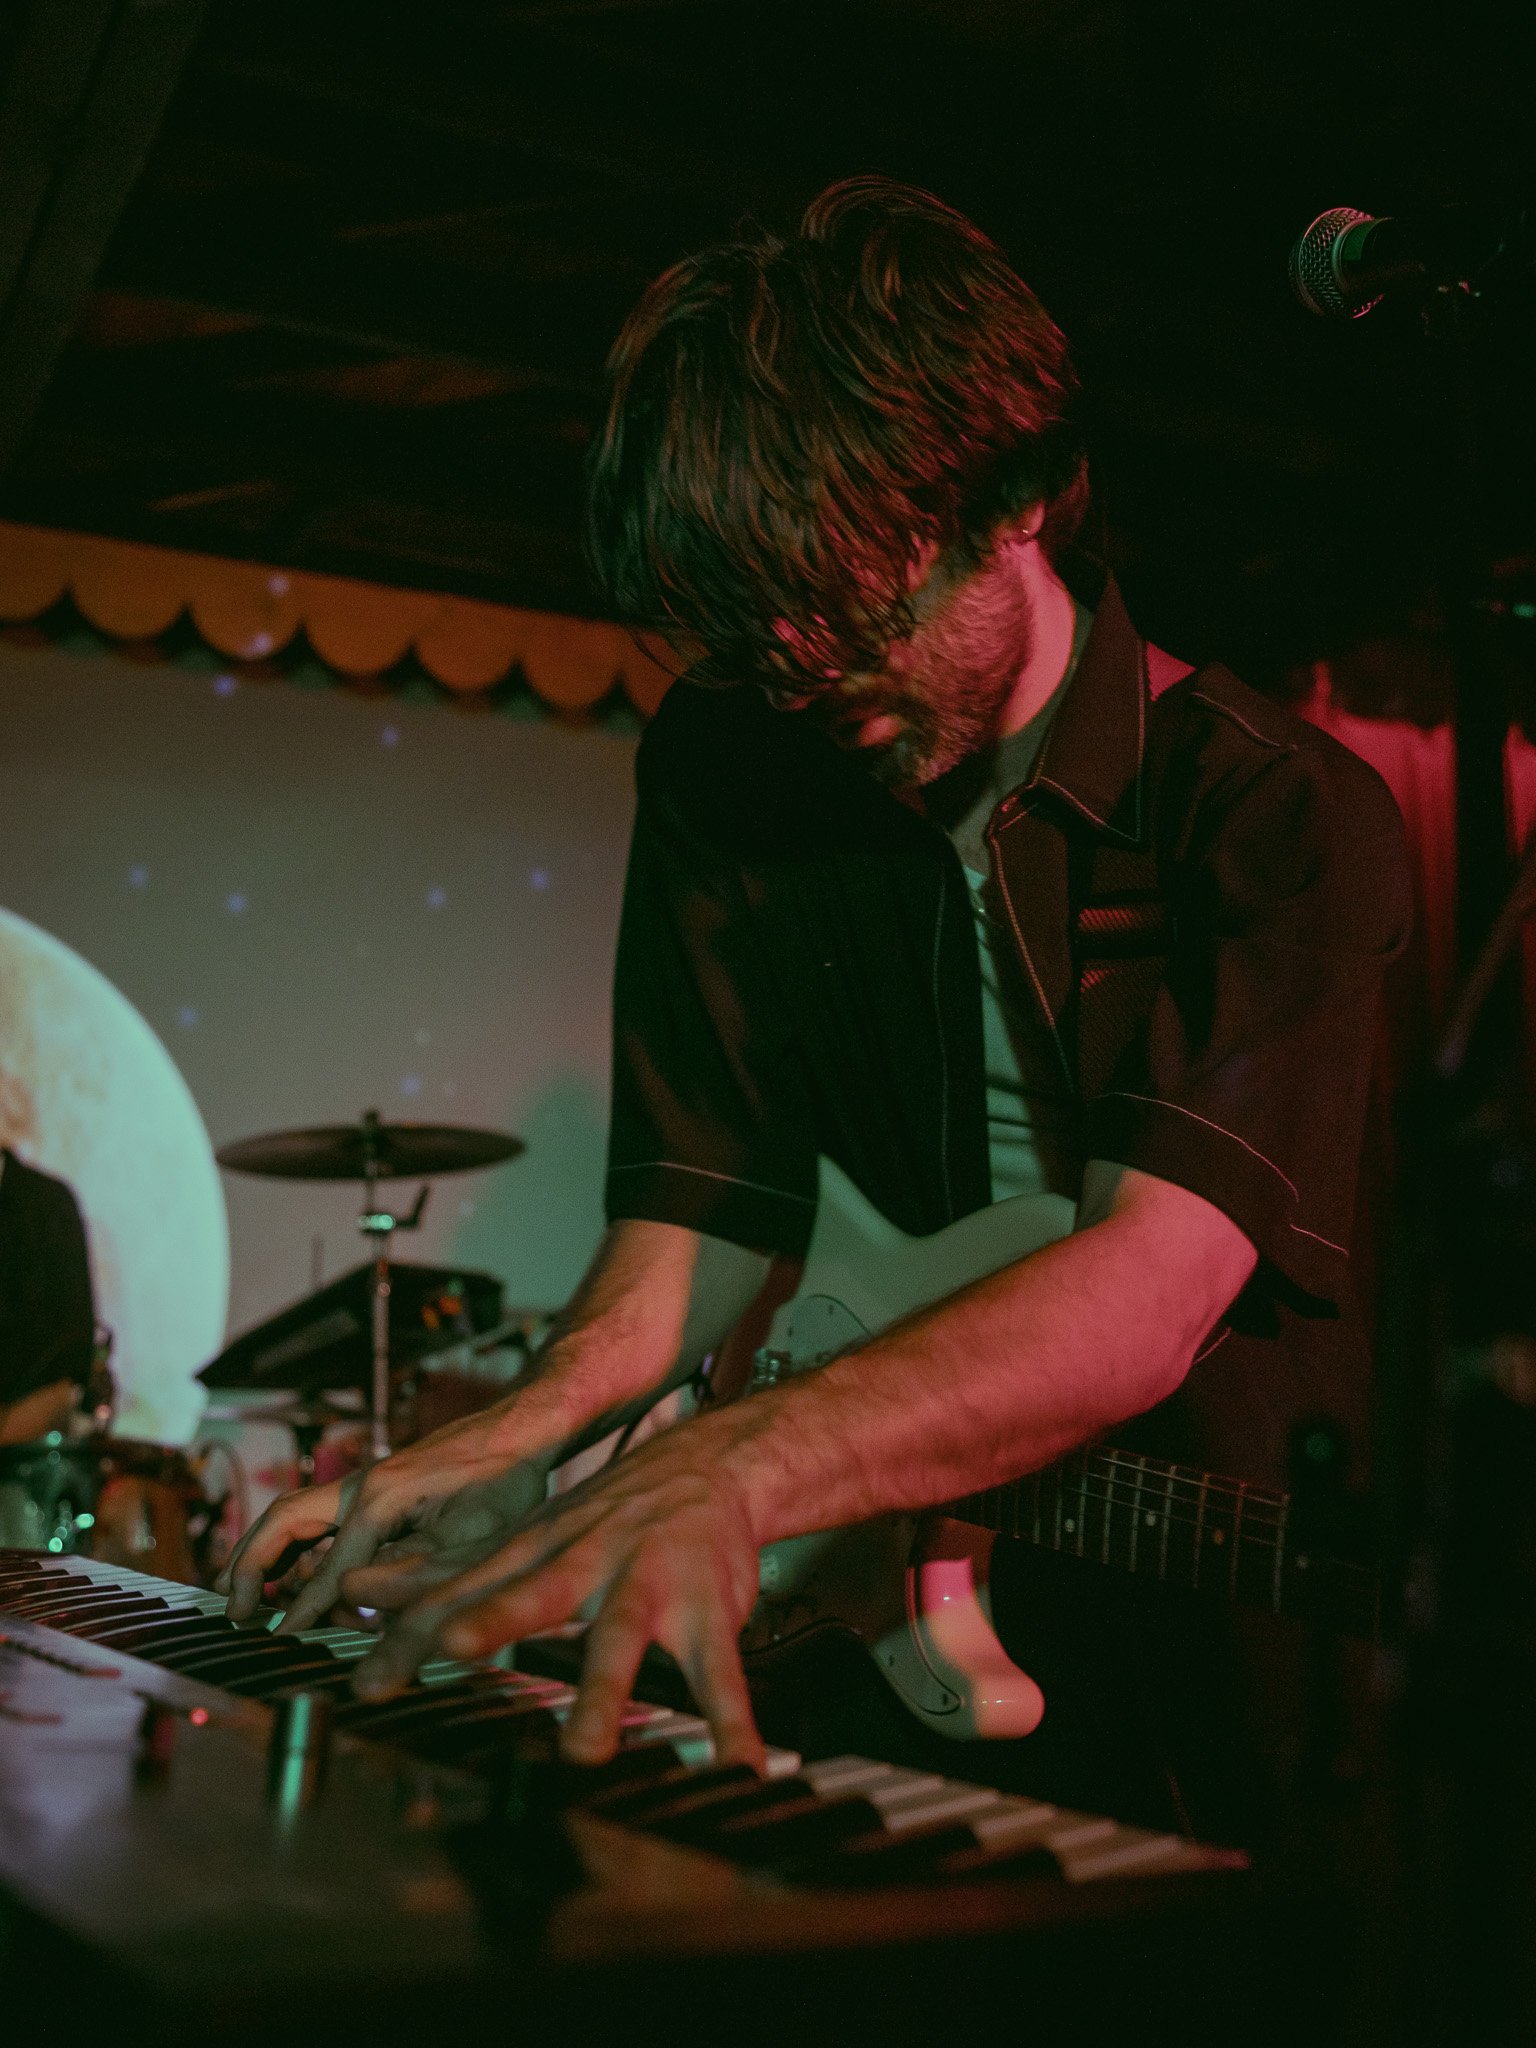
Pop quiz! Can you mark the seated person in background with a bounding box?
[0,1146,97,1445]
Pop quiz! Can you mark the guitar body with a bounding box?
[729,1162,1374,1741]
[744,1160,1075,1740]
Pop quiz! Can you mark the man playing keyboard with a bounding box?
[223,179,1409,1841]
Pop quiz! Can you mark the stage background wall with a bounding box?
[0,631,637,1441]
[0,619,1471,1469]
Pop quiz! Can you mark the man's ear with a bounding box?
[1000,503,1046,552]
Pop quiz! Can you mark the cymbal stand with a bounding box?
[357,1109,430,1464]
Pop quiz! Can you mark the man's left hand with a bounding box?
[344,1412,770,1772]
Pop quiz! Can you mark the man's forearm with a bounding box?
[483,1218,773,1464]
[712,1183,1255,1547]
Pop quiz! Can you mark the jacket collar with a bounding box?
[1020,574,1148,845]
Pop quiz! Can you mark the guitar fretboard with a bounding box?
[953,1446,1378,1634]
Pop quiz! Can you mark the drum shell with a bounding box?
[85,1437,204,1585]
[0,1437,100,1554]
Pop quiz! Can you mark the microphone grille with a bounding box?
[1289,206,1378,319]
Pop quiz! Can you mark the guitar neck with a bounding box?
[951,1446,1378,1634]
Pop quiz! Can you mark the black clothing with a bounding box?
[603,578,1410,1844]
[0,1149,96,1403]
[606,578,1412,1493]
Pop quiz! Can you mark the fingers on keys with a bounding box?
[676,1613,767,1775]
[338,1542,450,1612]
[560,1583,763,1772]
[218,1481,345,1622]
[276,1493,395,1634]
[359,1552,766,1776]
[554,1577,653,1764]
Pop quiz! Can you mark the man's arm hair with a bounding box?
[712,1165,1258,1548]
[484,1220,774,1467]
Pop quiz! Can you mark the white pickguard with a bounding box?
[746,1159,1075,1740]
[770,1160,1075,1359]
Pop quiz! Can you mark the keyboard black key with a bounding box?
[2,1585,153,1621]
[87,1616,247,1653]
[637,1776,814,1842]
[584,1762,761,1823]
[550,1740,699,1799]
[152,1637,347,1686]
[355,1694,560,1746]
[0,1562,61,1589]
[807,1822,987,1886]
[705,1793,886,1868]
[34,1593,150,1625]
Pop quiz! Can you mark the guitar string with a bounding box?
[957,1484,1379,1621]
[981,1477,1374,1570]
[961,1479,1375,1580]
[1040,1452,1296,1528]
[1097,1448,1289,1515]
[970,1484,1364,1565]
[1010,1456,1291,1522]
[974,1466,1291,1536]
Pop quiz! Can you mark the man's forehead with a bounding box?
[766,537,957,674]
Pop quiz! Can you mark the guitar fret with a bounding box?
[1192,1473,1210,1589]
[1099,1455,1114,1566]
[1128,1454,1146,1575]
[947,1456,1362,1631]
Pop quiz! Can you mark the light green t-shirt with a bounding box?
[925,683,1081,1205]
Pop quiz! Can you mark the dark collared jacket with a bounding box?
[604,582,1412,1489]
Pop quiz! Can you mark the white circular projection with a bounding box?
[0,908,228,1442]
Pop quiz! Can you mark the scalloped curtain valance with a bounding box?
[0,520,675,717]
[7,516,1525,1094]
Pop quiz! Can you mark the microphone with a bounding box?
[1288,204,1517,320]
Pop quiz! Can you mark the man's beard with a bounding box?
[855,564,1036,791]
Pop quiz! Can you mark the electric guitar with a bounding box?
[738,1158,1378,1741]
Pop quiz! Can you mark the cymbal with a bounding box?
[200,1392,363,1429]
[216,1117,524,1182]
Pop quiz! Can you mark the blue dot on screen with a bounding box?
[529,868,550,892]
[225,892,247,915]
[128,865,149,889]
[426,886,447,910]
[177,1006,200,1030]
[400,1075,422,1098]
[381,725,400,749]
[212,674,238,698]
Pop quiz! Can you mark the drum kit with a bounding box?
[0,1110,527,1584]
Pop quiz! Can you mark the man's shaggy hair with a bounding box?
[585,176,1088,693]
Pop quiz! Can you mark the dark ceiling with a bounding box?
[1,0,1532,689]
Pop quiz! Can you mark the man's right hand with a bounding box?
[216,1221,762,1634]
[216,1408,542,1631]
